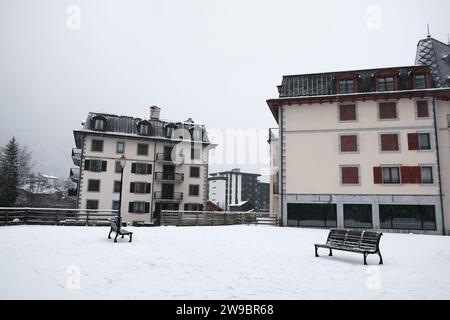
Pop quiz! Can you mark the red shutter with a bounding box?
[379,102,397,119]
[380,134,399,151]
[401,166,422,184]
[408,133,420,150]
[340,135,358,152]
[341,167,359,184]
[339,105,356,121]
[373,167,382,184]
[417,101,429,118]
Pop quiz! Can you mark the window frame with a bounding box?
[377,101,399,121]
[420,165,434,185]
[337,103,358,123]
[116,141,125,154]
[87,179,101,192]
[189,184,200,196]
[137,143,149,156]
[91,139,104,152]
[338,133,359,153]
[418,132,432,151]
[379,132,401,153]
[86,199,99,210]
[189,166,201,178]
[415,99,431,119]
[381,165,402,185]
[339,165,361,186]
[113,180,121,193]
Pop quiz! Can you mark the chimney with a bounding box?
[150,106,161,120]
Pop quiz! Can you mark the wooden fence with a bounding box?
[160,210,279,227]
[0,207,118,227]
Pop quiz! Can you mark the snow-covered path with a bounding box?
[0,225,449,299]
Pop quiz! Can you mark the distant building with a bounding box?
[206,200,223,212]
[267,36,450,235]
[71,106,215,224]
[229,201,255,212]
[208,168,270,211]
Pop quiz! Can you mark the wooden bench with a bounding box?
[314,228,383,265]
[108,220,133,243]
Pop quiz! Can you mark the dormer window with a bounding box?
[165,123,177,138]
[190,126,203,141]
[336,72,359,94]
[93,116,106,131]
[410,66,430,90]
[374,70,399,92]
[137,121,151,136]
[415,75,426,89]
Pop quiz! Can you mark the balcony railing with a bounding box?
[69,168,80,183]
[156,152,184,164]
[155,172,184,183]
[153,191,183,201]
[72,148,81,166]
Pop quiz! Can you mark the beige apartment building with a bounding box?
[70,106,214,224]
[267,36,450,235]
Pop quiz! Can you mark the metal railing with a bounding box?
[0,207,118,227]
[155,152,184,163]
[155,172,184,182]
[160,210,279,227]
[153,192,183,201]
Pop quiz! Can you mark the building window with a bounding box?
[339,135,358,153]
[191,147,201,160]
[189,185,200,196]
[377,77,395,92]
[287,204,337,228]
[379,205,436,230]
[128,202,150,214]
[190,166,200,178]
[116,142,125,154]
[94,118,106,131]
[138,122,150,136]
[378,102,397,120]
[184,203,203,211]
[91,139,104,152]
[130,182,151,194]
[131,163,152,174]
[113,181,121,193]
[421,166,434,184]
[84,159,107,172]
[344,204,373,229]
[87,179,100,192]
[137,143,149,156]
[339,104,357,121]
[86,200,99,210]
[340,166,360,185]
[416,100,430,118]
[115,161,122,173]
[415,75,426,89]
[112,201,120,211]
[338,80,355,94]
[382,167,401,184]
[380,133,399,152]
[418,133,431,150]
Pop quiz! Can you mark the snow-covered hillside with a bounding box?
[1,225,449,299]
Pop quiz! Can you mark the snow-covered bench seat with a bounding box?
[108,220,133,243]
[314,229,383,265]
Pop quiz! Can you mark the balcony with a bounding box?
[70,168,80,183]
[155,172,184,183]
[156,152,184,164]
[153,191,183,202]
[72,148,81,166]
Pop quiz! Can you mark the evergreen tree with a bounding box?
[0,137,32,207]
[0,137,19,206]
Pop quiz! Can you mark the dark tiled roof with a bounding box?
[416,37,450,87]
[75,112,209,144]
[277,66,431,98]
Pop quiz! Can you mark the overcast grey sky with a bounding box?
[0,0,449,180]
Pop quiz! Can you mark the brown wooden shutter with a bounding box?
[340,135,358,152]
[339,104,356,121]
[373,167,382,184]
[380,134,399,151]
[379,102,397,119]
[341,167,359,184]
[417,101,429,118]
[408,133,420,150]
[401,166,422,184]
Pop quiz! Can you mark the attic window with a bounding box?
[138,121,151,136]
[93,117,106,131]
[374,70,399,92]
[190,126,203,141]
[165,123,177,138]
[377,77,395,92]
[336,72,359,94]
[415,75,426,89]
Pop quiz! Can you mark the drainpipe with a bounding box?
[76,135,85,209]
[279,106,284,226]
[432,96,446,235]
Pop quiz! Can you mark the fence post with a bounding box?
[86,211,89,227]
[160,211,164,226]
[5,211,8,226]
[179,211,183,226]
[196,212,199,226]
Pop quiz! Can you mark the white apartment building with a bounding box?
[70,106,215,224]
[267,36,450,235]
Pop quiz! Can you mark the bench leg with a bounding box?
[378,251,383,265]
[329,249,333,257]
[108,227,113,239]
[114,233,119,243]
[314,245,319,257]
[363,253,368,265]
[129,234,132,243]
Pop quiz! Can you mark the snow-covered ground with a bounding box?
[1,225,449,300]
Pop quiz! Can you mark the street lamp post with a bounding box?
[118,154,127,229]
